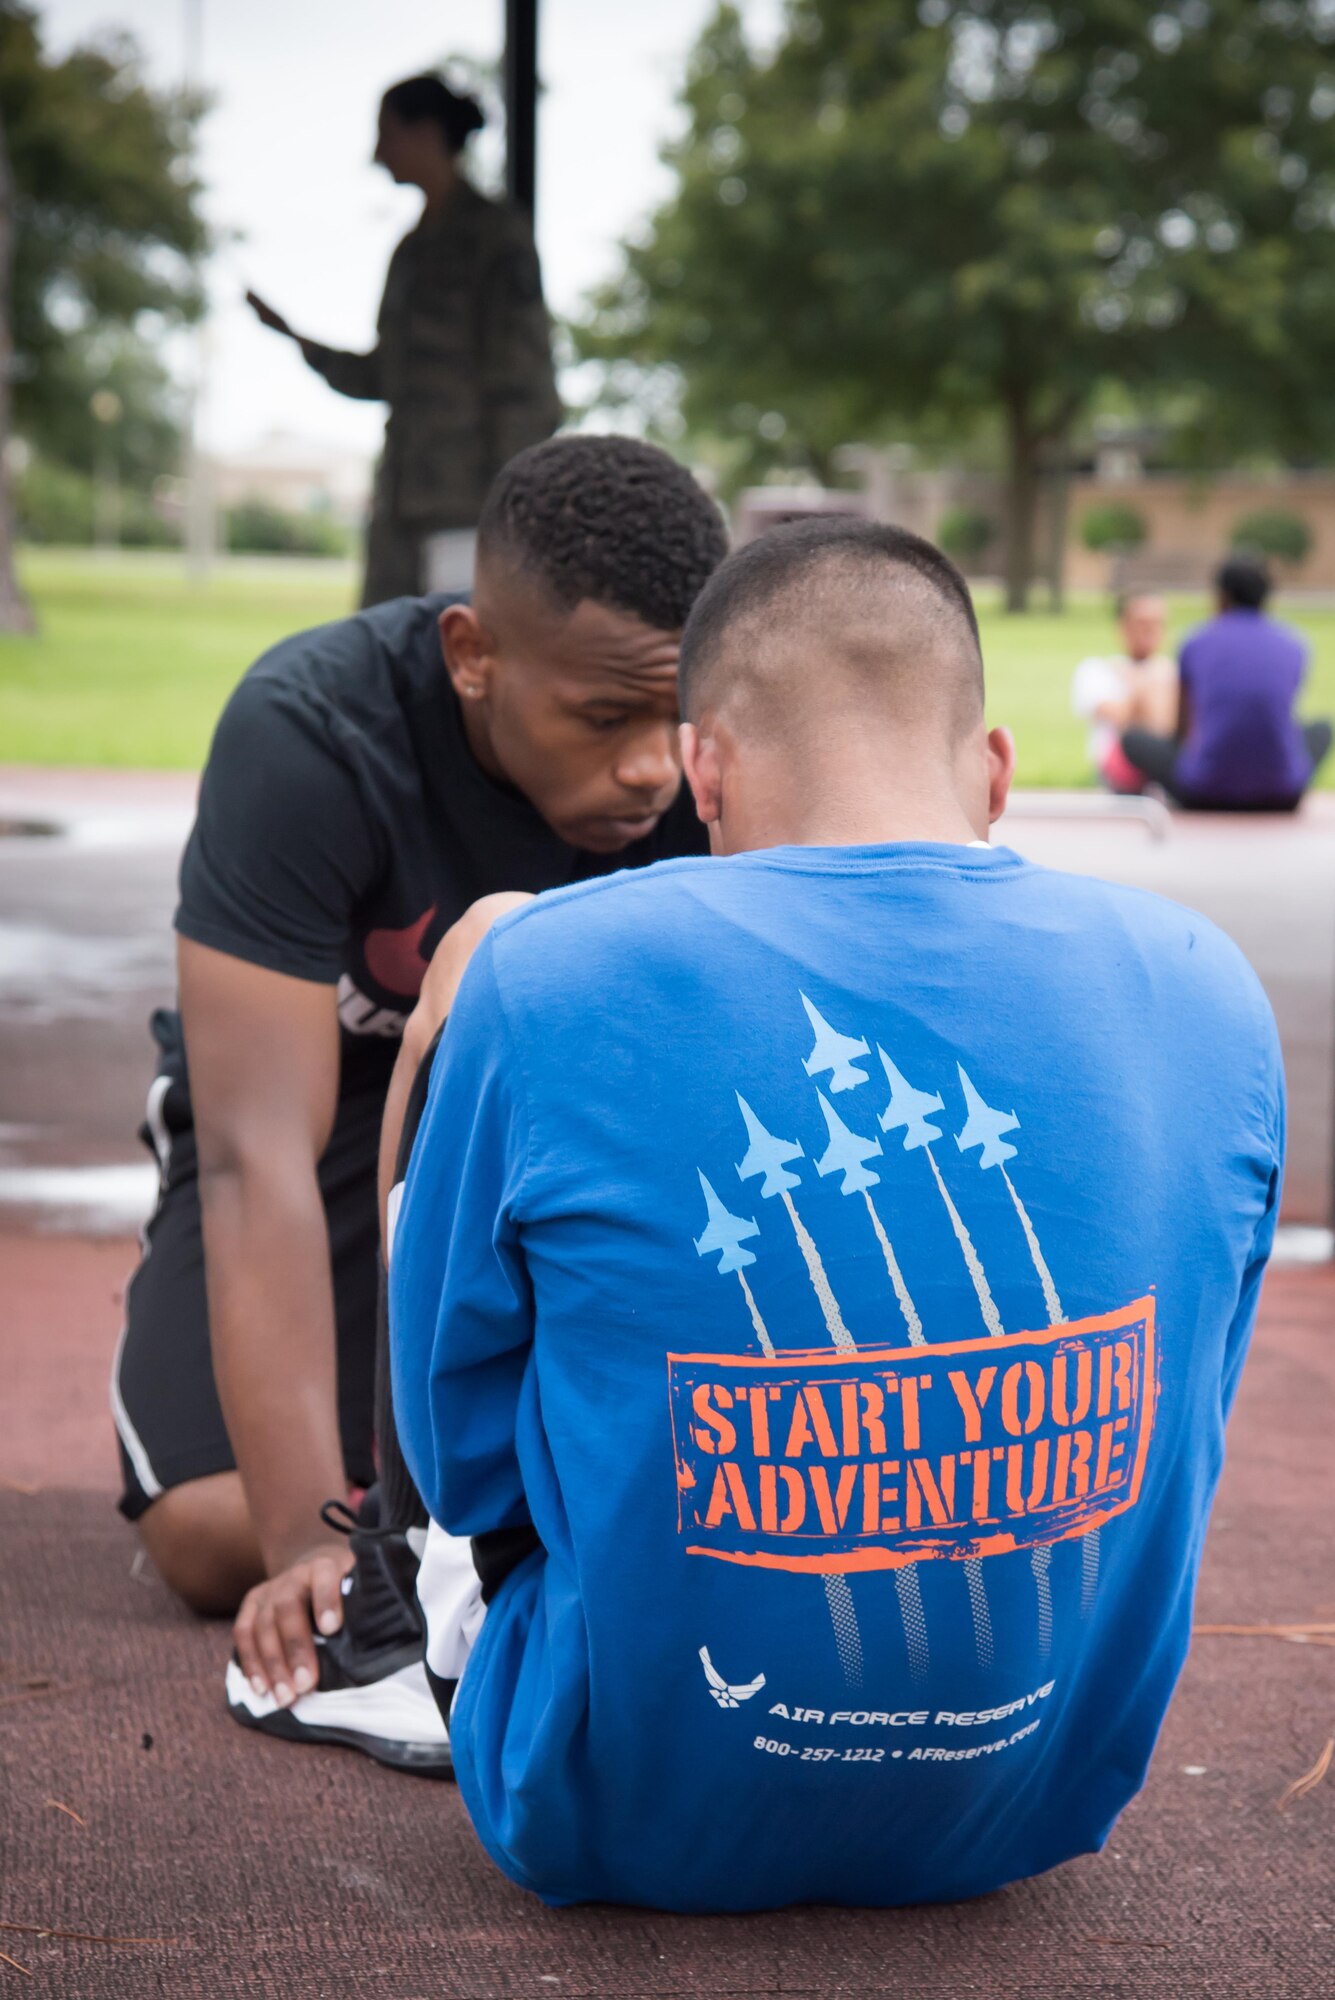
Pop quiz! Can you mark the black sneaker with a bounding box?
[224,1488,453,1778]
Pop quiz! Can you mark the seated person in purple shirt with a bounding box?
[1121,556,1330,810]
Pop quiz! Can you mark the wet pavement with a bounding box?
[0,768,191,1231]
[0,767,1332,1228]
[2,769,1331,1994]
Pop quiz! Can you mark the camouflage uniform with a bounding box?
[303,182,561,607]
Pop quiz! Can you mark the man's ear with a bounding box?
[986,725,1016,825]
[438,604,494,704]
[679,721,722,827]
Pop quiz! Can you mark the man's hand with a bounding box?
[232,1539,354,1705]
[246,289,295,338]
[378,892,535,1244]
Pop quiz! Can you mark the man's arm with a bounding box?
[378,893,535,1247]
[178,938,351,1701]
[389,930,535,1538]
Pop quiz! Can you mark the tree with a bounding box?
[0,4,206,622]
[577,0,1335,608]
[1080,501,1147,554]
[0,103,30,629]
[1231,507,1312,566]
[937,502,997,565]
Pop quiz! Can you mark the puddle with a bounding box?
[0,1162,157,1233]
[0,922,170,1020]
[1271,1224,1334,1266]
[0,810,192,852]
[0,817,61,839]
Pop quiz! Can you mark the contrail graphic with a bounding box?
[691,1172,775,1354]
[812,1089,929,1676]
[731,1097,868,1683]
[736,1096,856,1351]
[813,1090,924,1347]
[954,1064,1080,1648]
[878,1047,996,1669]
[693,1124,868,1688]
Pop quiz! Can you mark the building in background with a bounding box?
[207,431,373,527]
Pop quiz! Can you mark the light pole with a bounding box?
[90,387,122,551]
[182,0,215,582]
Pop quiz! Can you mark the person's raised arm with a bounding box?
[246,288,384,402]
[179,941,354,1700]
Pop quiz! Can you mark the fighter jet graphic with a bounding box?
[735,1094,804,1197]
[699,1646,767,1709]
[814,1093,884,1195]
[693,1172,760,1273]
[877,1047,945,1151]
[800,993,871,1093]
[954,1066,1020,1169]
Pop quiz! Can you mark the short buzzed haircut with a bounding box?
[478,436,729,633]
[678,518,984,737]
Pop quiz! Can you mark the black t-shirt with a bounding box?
[173,592,708,1102]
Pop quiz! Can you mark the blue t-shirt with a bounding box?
[391,842,1282,1912]
[1176,609,1310,803]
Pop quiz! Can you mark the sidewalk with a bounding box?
[0,1232,1329,1998]
[3,769,1332,1229]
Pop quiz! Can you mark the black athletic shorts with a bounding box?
[112,1012,382,1520]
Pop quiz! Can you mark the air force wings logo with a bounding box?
[700,1645,766,1709]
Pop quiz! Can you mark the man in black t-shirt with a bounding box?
[113,437,727,1765]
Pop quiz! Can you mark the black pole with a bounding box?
[504,0,538,219]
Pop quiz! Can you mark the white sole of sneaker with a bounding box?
[224,1659,453,1777]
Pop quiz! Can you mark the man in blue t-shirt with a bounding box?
[390,520,1283,1911]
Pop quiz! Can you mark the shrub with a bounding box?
[936,504,996,564]
[225,498,351,557]
[1080,502,1147,554]
[15,458,178,546]
[1230,508,1312,567]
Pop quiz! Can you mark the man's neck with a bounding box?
[716,752,985,854]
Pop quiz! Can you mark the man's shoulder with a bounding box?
[496,856,716,951]
[1028,862,1274,1029]
[223,595,446,733]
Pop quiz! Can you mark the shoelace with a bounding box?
[319,1497,406,1545]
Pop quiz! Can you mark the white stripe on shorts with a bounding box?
[108,1073,175,1501]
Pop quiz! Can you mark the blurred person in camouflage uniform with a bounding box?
[248,74,561,607]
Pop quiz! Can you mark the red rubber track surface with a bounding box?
[0,1235,1329,1999]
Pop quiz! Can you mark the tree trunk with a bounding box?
[1045,437,1071,612]
[0,108,34,633]
[1002,395,1039,614]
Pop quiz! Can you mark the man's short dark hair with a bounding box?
[478,436,729,632]
[1217,554,1272,610]
[678,516,981,714]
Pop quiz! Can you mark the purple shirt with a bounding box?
[1176,610,1311,803]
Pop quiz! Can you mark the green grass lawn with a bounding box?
[2,547,1333,786]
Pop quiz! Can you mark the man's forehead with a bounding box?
[560,613,681,690]
[498,581,681,684]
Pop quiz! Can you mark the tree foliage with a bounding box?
[0,3,206,478]
[1230,506,1313,564]
[577,0,1335,607]
[937,502,997,562]
[1080,500,1146,552]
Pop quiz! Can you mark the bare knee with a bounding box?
[137,1472,264,1617]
